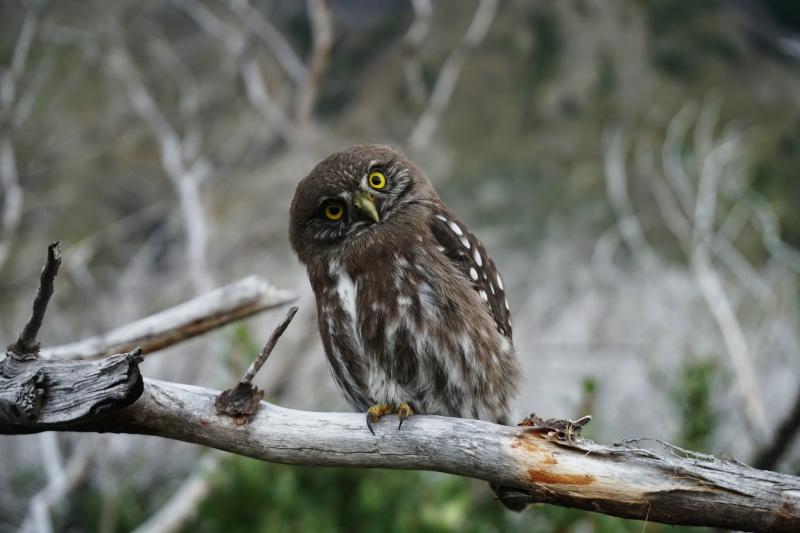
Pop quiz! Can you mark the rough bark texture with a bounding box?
[0,349,143,433]
[2,358,798,531]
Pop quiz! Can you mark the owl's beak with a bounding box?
[353,192,380,223]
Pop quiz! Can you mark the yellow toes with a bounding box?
[367,403,394,422]
[365,402,415,434]
[396,402,414,429]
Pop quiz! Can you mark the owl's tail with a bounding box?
[489,482,529,511]
[488,413,530,511]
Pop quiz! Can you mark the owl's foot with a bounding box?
[396,402,414,429]
[366,403,394,435]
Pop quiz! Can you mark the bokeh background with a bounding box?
[2,0,800,531]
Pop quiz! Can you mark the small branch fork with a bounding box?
[3,246,800,531]
[215,305,299,424]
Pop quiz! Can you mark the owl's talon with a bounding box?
[366,403,394,435]
[396,402,414,429]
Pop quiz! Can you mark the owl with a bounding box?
[289,144,523,509]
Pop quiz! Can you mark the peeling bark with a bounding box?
[2,360,798,531]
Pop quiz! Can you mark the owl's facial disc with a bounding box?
[289,144,440,264]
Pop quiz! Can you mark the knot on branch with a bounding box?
[13,368,46,420]
[215,383,264,425]
[0,348,145,433]
[215,306,298,425]
[518,413,593,444]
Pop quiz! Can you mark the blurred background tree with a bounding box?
[1,0,799,531]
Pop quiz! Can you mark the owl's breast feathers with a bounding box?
[309,208,520,421]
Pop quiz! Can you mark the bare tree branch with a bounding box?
[19,433,89,533]
[295,0,333,131]
[132,305,300,533]
[19,434,90,533]
[603,127,659,268]
[171,0,245,55]
[402,0,433,108]
[238,52,298,140]
[637,104,770,438]
[745,191,800,274]
[2,370,799,532]
[407,0,498,151]
[688,125,767,436]
[2,243,799,531]
[173,0,297,141]
[0,8,40,271]
[41,275,295,361]
[107,44,214,292]
[7,242,61,360]
[131,452,220,533]
[227,0,307,84]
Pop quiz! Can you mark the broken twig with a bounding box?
[7,241,62,360]
[215,306,299,424]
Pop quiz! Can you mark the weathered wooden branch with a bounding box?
[2,366,799,532]
[0,349,143,433]
[40,275,295,360]
[4,245,799,531]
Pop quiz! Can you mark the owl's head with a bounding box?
[289,144,436,264]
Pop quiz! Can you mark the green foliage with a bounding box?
[671,358,720,452]
[71,483,150,532]
[9,467,43,499]
[187,457,513,533]
[762,0,800,32]
[219,324,260,378]
[641,0,717,36]
[641,0,736,78]
[318,6,410,118]
[185,455,710,533]
[752,120,800,250]
[526,11,562,88]
[65,460,185,532]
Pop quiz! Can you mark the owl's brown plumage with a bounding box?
[289,144,523,509]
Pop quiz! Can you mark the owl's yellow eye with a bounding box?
[323,201,344,221]
[368,171,386,189]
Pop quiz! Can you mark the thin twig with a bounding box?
[19,441,90,533]
[295,0,333,130]
[241,305,299,384]
[407,0,498,151]
[215,305,299,424]
[227,0,307,84]
[7,242,62,360]
[603,126,658,268]
[0,9,40,271]
[131,453,220,533]
[173,0,296,141]
[107,43,214,293]
[402,0,433,108]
